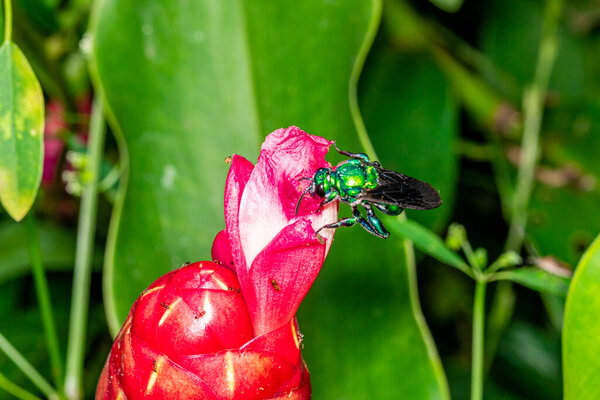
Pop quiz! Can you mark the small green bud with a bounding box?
[490,251,523,271]
[446,223,466,251]
[473,247,488,270]
[66,150,87,169]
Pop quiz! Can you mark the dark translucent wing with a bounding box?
[358,166,442,210]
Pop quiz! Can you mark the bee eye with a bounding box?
[315,183,326,198]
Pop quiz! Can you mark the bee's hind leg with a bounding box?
[316,205,389,239]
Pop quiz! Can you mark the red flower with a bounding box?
[97,127,338,399]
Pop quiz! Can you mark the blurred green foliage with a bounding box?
[1,0,600,399]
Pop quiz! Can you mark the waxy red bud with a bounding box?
[96,262,310,399]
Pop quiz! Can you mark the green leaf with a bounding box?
[563,234,600,399]
[0,219,82,284]
[480,0,587,102]
[360,49,458,231]
[92,0,379,332]
[300,230,450,399]
[385,216,471,277]
[496,322,562,399]
[92,0,450,397]
[0,42,44,222]
[492,267,571,297]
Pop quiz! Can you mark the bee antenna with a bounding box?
[295,184,312,215]
[298,176,312,181]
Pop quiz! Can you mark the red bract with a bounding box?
[42,101,67,186]
[97,127,338,399]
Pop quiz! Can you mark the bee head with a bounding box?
[295,167,332,215]
[312,168,331,198]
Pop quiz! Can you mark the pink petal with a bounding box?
[243,218,326,336]
[238,127,335,269]
[211,230,234,269]
[224,155,255,282]
[44,101,67,137]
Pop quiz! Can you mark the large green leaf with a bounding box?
[360,48,458,231]
[92,0,378,330]
[92,0,449,397]
[0,42,44,222]
[300,230,450,399]
[563,234,600,399]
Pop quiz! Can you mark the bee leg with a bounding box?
[316,192,338,212]
[332,141,371,163]
[316,205,389,239]
[362,203,390,238]
[315,205,365,237]
[373,202,404,216]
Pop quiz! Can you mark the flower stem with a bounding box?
[64,98,105,400]
[3,0,11,43]
[505,0,562,252]
[471,280,487,400]
[0,331,58,399]
[0,371,42,400]
[24,214,64,391]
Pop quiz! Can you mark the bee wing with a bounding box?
[358,167,442,210]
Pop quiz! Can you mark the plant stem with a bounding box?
[64,98,105,400]
[349,0,381,160]
[0,331,58,399]
[0,371,42,400]
[462,240,480,271]
[505,0,562,251]
[24,214,64,391]
[3,0,11,42]
[486,0,563,374]
[471,280,487,400]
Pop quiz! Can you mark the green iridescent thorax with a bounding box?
[332,159,378,198]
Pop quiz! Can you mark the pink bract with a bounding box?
[217,126,338,336]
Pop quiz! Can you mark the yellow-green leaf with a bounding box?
[563,234,600,399]
[0,42,44,221]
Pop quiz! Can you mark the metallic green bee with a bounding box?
[296,143,442,238]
